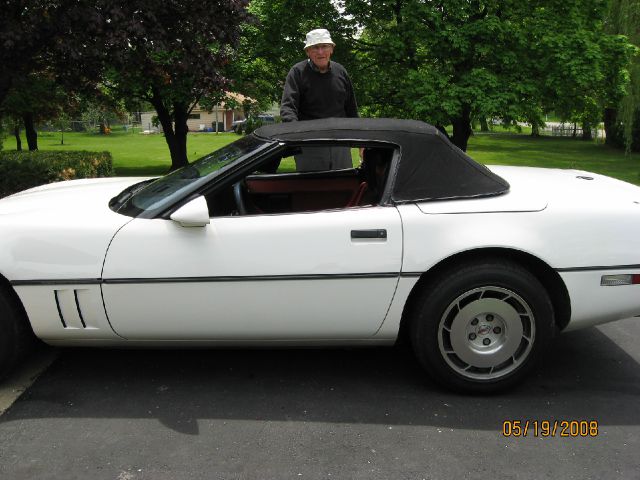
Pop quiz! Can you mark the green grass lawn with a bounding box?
[3,128,640,185]
[468,133,640,185]
[3,129,239,176]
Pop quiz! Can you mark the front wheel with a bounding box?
[410,260,555,393]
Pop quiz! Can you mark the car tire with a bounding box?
[410,259,555,393]
[0,287,36,380]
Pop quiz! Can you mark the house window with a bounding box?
[188,114,201,120]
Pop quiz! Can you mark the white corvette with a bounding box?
[1,118,639,392]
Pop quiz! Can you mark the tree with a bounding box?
[344,0,632,151]
[0,73,69,150]
[0,1,60,107]
[79,97,125,133]
[51,1,250,170]
[533,5,632,142]
[605,0,640,151]
[345,0,526,149]
[0,1,66,150]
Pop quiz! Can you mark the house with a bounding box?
[139,93,252,133]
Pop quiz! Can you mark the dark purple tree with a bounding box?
[0,1,58,106]
[52,0,250,169]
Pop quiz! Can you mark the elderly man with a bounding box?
[280,28,359,171]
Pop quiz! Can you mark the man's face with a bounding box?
[306,44,334,72]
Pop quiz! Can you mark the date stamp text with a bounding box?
[502,420,599,437]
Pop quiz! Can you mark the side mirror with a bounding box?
[170,196,210,227]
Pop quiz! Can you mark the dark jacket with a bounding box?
[280,60,358,122]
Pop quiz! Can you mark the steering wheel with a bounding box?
[232,181,247,215]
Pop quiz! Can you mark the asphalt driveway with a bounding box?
[0,318,639,480]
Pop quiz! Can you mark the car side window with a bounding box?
[206,145,395,217]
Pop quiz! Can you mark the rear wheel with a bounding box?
[410,259,555,393]
[0,288,36,380]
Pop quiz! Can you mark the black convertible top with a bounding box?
[254,118,509,203]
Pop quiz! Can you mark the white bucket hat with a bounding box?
[304,29,335,49]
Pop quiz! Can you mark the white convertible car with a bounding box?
[1,118,639,392]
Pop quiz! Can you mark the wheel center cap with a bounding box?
[477,324,492,336]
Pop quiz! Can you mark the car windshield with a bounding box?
[113,135,269,217]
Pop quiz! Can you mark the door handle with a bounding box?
[351,229,387,239]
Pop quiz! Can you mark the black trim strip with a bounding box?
[103,273,400,284]
[556,265,640,273]
[11,273,404,286]
[11,278,102,286]
[14,266,640,285]
[400,272,422,278]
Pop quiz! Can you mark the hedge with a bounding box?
[0,150,114,198]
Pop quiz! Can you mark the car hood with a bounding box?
[0,177,151,282]
[0,177,151,216]
[417,166,640,214]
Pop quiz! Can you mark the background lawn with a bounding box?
[469,133,640,185]
[3,128,640,185]
[3,129,239,176]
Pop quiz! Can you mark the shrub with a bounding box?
[243,117,263,135]
[0,150,114,198]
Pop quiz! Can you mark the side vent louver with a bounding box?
[53,290,67,328]
[73,290,87,328]
[54,289,90,329]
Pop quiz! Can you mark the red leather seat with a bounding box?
[345,181,368,207]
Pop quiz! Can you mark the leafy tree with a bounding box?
[605,0,640,151]
[346,1,518,148]
[51,0,250,170]
[0,1,67,150]
[0,1,59,107]
[534,4,632,141]
[344,0,632,151]
[0,73,69,150]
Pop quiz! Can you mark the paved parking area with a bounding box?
[0,318,639,480]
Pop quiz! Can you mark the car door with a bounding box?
[101,204,402,340]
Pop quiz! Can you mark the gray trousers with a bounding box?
[294,147,353,172]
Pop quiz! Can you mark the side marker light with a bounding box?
[601,274,640,286]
